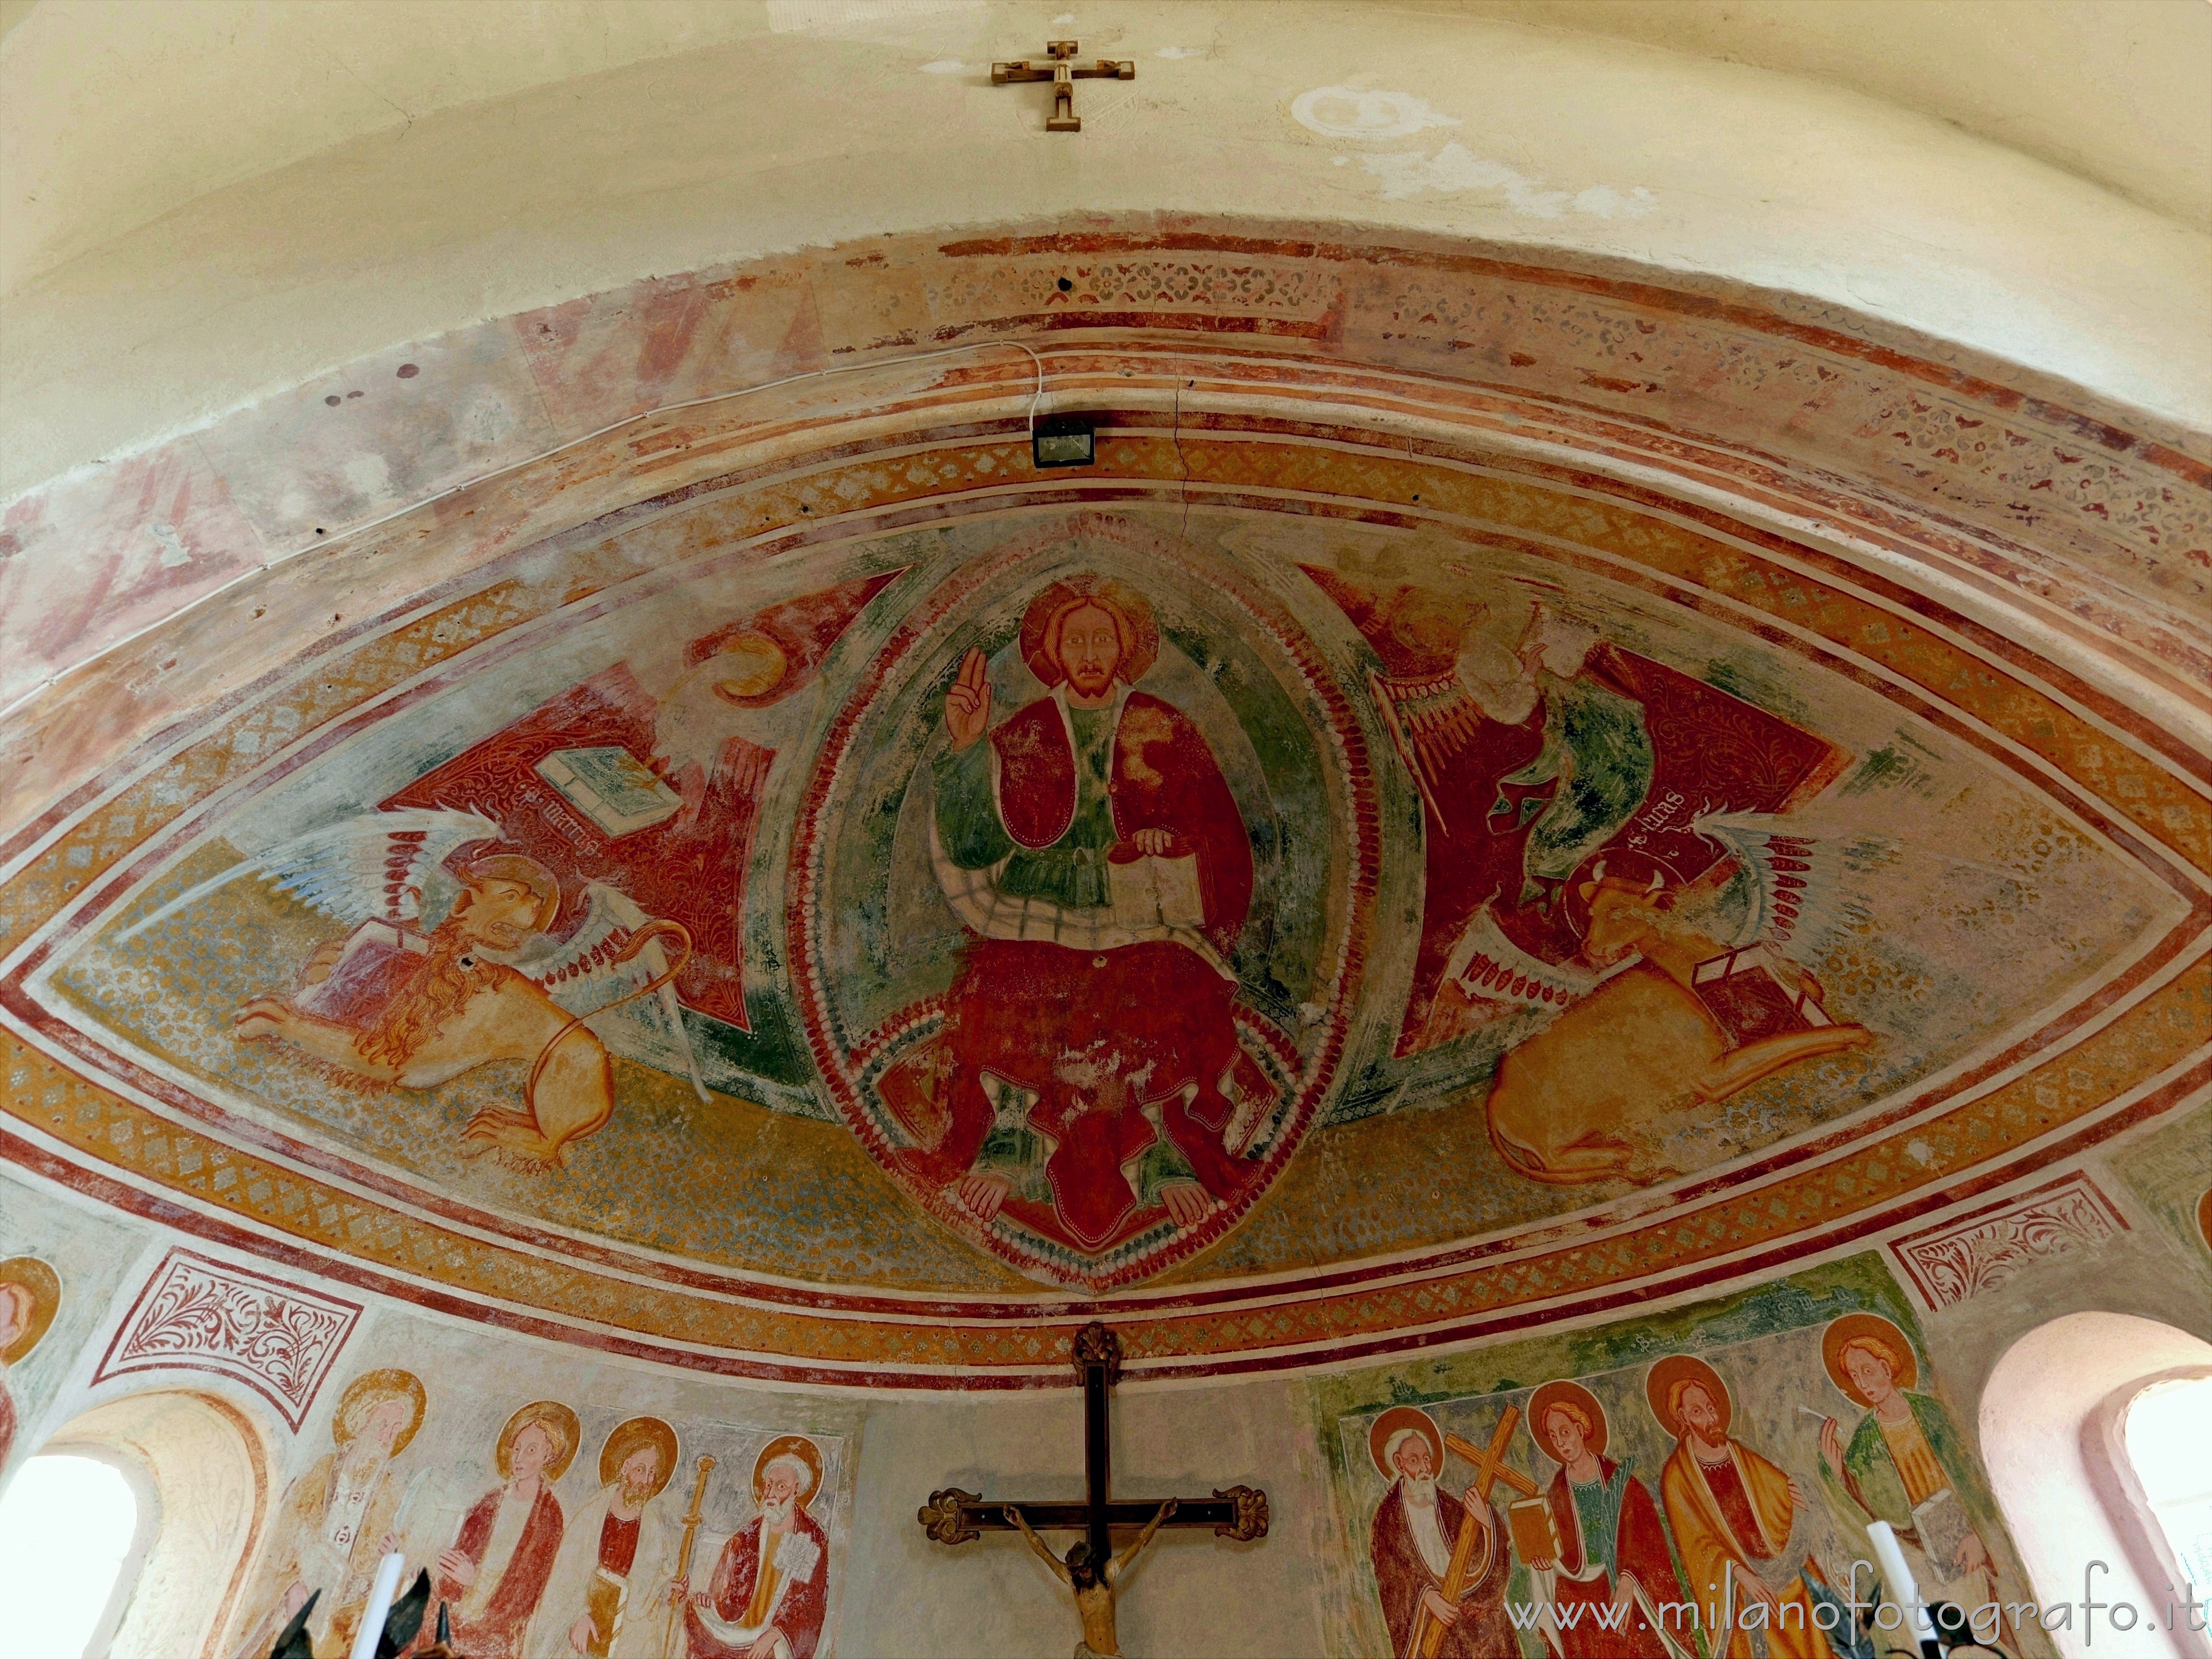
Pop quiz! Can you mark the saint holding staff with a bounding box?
[673,1436,832,1659]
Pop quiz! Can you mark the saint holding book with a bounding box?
[1512,1381,1692,1659]
[1813,1314,2009,1644]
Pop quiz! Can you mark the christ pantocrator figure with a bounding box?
[913,575,1276,1255]
[1006,1499,1175,1659]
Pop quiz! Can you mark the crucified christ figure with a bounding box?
[1006,1498,1176,1659]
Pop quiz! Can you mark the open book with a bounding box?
[534,746,683,839]
[1689,944,1836,1046]
[1108,852,1204,932]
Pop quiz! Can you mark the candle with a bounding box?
[347,1550,407,1659]
[1866,1521,1938,1650]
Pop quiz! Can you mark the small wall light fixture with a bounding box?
[1034,413,1097,469]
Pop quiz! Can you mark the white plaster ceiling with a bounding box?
[3,0,2209,506]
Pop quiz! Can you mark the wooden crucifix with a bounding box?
[919,1322,1268,1657]
[991,40,1134,132]
[1404,1406,1542,1659]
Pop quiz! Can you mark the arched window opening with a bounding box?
[1982,1312,2212,1659]
[23,1388,272,1659]
[0,1453,146,1659]
[2122,1375,2212,1596]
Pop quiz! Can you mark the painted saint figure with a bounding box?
[1519,1381,1692,1658]
[914,575,1271,1251]
[420,1399,576,1659]
[1363,1406,1515,1658]
[1008,1497,1176,1659]
[1814,1314,2007,1641]
[238,1369,426,1659]
[0,1256,61,1472]
[675,1436,831,1659]
[546,1417,680,1657]
[1649,1357,1826,1658]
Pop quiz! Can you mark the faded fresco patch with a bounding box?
[0,1174,145,1477]
[1310,1255,2056,1658]
[42,504,2168,1293]
[2108,1097,2212,1277]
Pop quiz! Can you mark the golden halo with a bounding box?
[497,1400,581,1482]
[1367,1405,1444,1481]
[597,1417,679,1499]
[0,1256,61,1366]
[1822,1313,1919,1406]
[1527,1380,1610,1462]
[753,1433,825,1511]
[1019,575,1160,689]
[709,632,791,703]
[2196,1187,2211,1253]
[332,1368,427,1456]
[1646,1355,1731,1440]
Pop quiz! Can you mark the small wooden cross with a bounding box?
[1406,1407,1542,1659]
[918,1322,1269,1571]
[992,40,1134,132]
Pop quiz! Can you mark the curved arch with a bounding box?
[40,1388,274,1659]
[1981,1312,2212,1659]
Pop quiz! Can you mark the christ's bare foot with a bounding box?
[955,1172,1011,1221]
[1159,1181,1213,1228]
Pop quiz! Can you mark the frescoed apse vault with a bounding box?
[2,225,2203,1387]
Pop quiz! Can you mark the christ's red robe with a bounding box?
[922,689,1265,1252]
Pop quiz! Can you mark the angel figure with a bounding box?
[119,808,697,1166]
[1006,1500,1175,1659]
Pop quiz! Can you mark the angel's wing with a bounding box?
[1371,670,1488,836]
[1440,899,1604,1011]
[116,807,499,942]
[519,882,709,1103]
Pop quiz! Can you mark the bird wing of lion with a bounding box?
[115,807,501,941]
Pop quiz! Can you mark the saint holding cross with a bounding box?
[918,1322,1268,1659]
[1366,1404,1539,1659]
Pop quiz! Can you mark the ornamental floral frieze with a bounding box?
[92,1248,361,1428]
[1888,1174,2130,1310]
